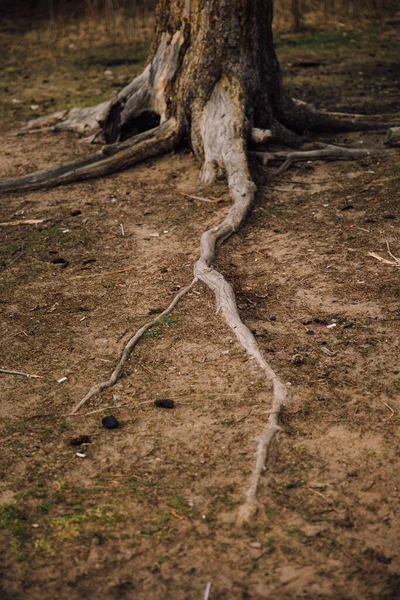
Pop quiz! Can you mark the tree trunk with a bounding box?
[102,0,287,152]
[291,0,302,31]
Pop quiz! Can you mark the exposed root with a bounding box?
[70,279,196,415]
[22,102,110,135]
[252,143,396,174]
[196,78,289,524]
[282,97,398,134]
[0,119,179,193]
[251,121,306,148]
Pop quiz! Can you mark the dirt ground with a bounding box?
[0,14,399,600]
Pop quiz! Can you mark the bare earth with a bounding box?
[0,17,399,600]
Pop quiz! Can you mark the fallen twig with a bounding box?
[0,219,47,227]
[383,402,395,421]
[0,368,42,378]
[275,298,309,331]
[73,265,137,279]
[385,239,400,265]
[368,240,400,268]
[204,582,212,600]
[251,143,396,174]
[179,191,228,203]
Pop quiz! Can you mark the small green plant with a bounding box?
[159,315,177,327]
[0,503,31,545]
[145,327,161,338]
[33,225,64,244]
[34,537,51,552]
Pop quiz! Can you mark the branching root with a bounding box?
[70,279,196,415]
[0,119,179,193]
[195,78,289,524]
[252,143,396,173]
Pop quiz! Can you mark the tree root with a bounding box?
[0,119,179,193]
[70,279,196,415]
[251,121,306,148]
[22,102,111,136]
[196,78,289,524]
[282,97,398,134]
[251,143,396,173]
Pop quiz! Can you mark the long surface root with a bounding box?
[252,143,396,173]
[196,78,289,524]
[71,279,196,415]
[0,119,179,193]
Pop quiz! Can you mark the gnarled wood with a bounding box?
[194,78,289,524]
[0,119,179,193]
[252,143,396,173]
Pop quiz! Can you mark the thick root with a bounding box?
[196,78,289,524]
[282,97,398,134]
[0,119,179,193]
[251,143,396,173]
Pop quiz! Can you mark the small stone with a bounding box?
[249,542,262,549]
[70,209,82,216]
[102,415,119,429]
[154,399,175,409]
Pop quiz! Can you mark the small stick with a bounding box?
[204,582,212,600]
[308,487,339,512]
[275,298,309,331]
[73,265,136,279]
[179,191,228,204]
[385,239,400,265]
[0,219,47,227]
[0,368,42,378]
[383,402,395,420]
[71,279,196,414]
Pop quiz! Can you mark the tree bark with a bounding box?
[101,0,287,150]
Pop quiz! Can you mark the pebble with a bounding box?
[102,415,119,429]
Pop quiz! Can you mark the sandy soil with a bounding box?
[0,15,399,600]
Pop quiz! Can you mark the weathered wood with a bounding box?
[194,78,288,524]
[252,143,396,173]
[0,119,178,193]
[385,127,400,147]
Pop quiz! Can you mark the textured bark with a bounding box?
[102,0,285,149]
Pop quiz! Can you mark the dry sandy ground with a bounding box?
[0,16,399,600]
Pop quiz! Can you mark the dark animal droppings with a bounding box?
[102,415,119,429]
[154,399,175,409]
[52,257,68,264]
